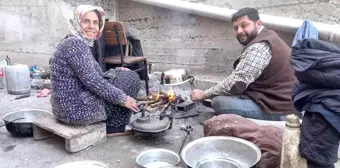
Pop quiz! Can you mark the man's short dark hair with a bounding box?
[231,7,260,22]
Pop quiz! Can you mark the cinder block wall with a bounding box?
[181,0,340,25]
[1,0,339,74]
[118,1,241,76]
[0,0,117,67]
[117,0,340,76]
[117,1,296,76]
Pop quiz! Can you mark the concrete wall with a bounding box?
[0,0,117,68]
[0,0,339,76]
[183,0,340,25]
[118,0,295,77]
[117,0,339,78]
[117,0,238,76]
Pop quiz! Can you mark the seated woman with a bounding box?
[50,5,140,136]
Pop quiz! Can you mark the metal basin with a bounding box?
[136,148,181,168]
[196,158,241,168]
[2,109,53,137]
[181,136,261,168]
[54,160,109,168]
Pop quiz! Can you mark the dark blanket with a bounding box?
[291,39,340,167]
[300,112,339,168]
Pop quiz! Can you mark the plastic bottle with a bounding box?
[280,114,307,168]
[0,67,4,89]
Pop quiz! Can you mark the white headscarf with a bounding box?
[69,5,105,47]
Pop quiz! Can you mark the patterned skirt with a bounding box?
[105,70,141,127]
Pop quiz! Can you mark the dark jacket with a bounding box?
[239,28,295,114]
[291,39,340,167]
[291,39,340,133]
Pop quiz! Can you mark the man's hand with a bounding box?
[123,96,139,113]
[191,89,207,101]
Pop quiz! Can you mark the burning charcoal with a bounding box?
[150,100,167,108]
[148,92,169,101]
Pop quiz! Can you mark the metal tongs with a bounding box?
[188,76,201,113]
[5,56,11,65]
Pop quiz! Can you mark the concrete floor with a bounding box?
[1,84,339,168]
[0,85,209,168]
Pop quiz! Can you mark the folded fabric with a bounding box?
[204,114,283,168]
[292,20,318,47]
[37,88,50,97]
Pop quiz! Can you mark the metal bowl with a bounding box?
[2,109,53,137]
[136,148,181,168]
[196,158,241,168]
[181,136,261,168]
[54,160,109,168]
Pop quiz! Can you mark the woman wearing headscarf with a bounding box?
[50,5,141,136]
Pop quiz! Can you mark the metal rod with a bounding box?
[189,76,200,113]
[178,132,189,154]
[178,125,193,154]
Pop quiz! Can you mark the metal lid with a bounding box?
[54,160,109,168]
[130,117,171,133]
[285,114,301,128]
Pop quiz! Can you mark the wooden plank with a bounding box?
[65,125,106,153]
[104,21,124,31]
[105,56,147,64]
[105,37,127,45]
[104,31,126,39]
[33,124,54,140]
[33,117,103,139]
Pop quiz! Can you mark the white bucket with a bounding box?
[5,64,31,95]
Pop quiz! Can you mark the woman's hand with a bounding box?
[124,96,139,113]
[119,67,130,71]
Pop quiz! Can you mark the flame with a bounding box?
[156,91,160,101]
[167,87,176,102]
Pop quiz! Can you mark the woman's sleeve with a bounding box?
[66,38,127,105]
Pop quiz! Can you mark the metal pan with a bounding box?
[2,109,53,137]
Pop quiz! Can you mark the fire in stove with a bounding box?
[139,87,179,112]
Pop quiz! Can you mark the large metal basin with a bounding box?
[2,109,53,137]
[181,136,261,168]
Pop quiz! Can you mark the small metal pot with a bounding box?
[2,109,53,137]
[160,69,191,85]
[136,148,181,168]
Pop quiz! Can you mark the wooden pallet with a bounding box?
[33,117,107,153]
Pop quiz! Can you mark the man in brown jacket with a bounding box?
[191,7,295,121]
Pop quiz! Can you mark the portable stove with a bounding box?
[130,100,174,134]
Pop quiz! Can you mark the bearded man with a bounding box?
[191,7,295,121]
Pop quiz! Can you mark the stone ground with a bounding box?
[0,75,339,168]
[0,76,214,168]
